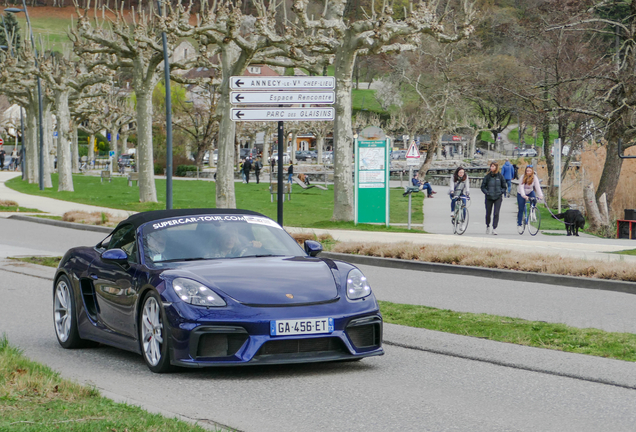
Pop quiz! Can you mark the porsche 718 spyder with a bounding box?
[53,209,384,372]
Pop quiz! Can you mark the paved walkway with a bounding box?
[2,171,635,262]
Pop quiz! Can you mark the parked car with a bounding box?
[118,154,134,167]
[391,150,407,160]
[52,209,383,372]
[519,148,538,157]
[269,152,291,164]
[295,150,315,161]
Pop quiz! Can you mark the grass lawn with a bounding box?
[9,256,62,267]
[0,205,42,213]
[614,249,636,256]
[379,301,636,362]
[352,89,384,113]
[6,174,424,231]
[508,128,558,147]
[0,336,224,432]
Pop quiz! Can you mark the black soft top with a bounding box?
[115,208,265,230]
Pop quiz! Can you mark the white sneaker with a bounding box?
[486,227,491,235]
[450,211,455,218]
[492,229,498,235]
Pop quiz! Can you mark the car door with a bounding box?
[89,224,140,338]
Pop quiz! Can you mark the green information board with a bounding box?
[354,127,390,226]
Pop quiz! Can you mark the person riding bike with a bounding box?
[517,165,544,227]
[449,167,470,218]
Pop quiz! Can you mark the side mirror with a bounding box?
[101,248,128,265]
[304,240,323,257]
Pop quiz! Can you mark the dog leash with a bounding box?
[542,201,575,226]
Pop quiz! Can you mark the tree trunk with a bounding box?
[54,90,73,192]
[595,136,624,208]
[317,135,324,165]
[418,129,441,178]
[216,84,237,208]
[290,131,298,163]
[71,125,79,173]
[598,193,610,225]
[135,90,158,202]
[88,133,95,163]
[43,107,53,188]
[332,38,357,221]
[583,182,604,231]
[25,103,38,184]
[470,130,478,158]
[110,127,118,163]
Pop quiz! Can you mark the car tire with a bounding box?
[139,291,173,373]
[53,275,85,349]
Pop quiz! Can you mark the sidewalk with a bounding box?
[3,171,635,262]
[0,172,134,218]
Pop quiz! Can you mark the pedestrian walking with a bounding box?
[0,145,5,171]
[10,147,18,171]
[240,158,246,183]
[516,165,544,227]
[243,157,253,184]
[501,159,515,198]
[287,162,294,184]
[480,161,507,235]
[449,166,469,217]
[254,157,262,184]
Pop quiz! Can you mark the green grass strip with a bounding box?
[0,335,228,432]
[0,205,43,213]
[9,257,62,268]
[379,301,636,362]
[614,249,636,256]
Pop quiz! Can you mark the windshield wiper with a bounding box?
[155,257,215,263]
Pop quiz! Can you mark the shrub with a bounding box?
[154,163,164,175]
[175,165,198,177]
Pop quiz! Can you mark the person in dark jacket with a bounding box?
[288,163,294,184]
[481,161,507,235]
[243,157,252,184]
[254,157,262,184]
[501,159,515,198]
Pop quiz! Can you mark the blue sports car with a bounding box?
[53,209,384,372]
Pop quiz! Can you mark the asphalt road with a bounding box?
[2,218,636,431]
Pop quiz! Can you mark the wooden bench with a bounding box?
[269,183,292,202]
[101,170,111,183]
[127,172,139,187]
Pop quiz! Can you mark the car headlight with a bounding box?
[346,269,371,300]
[171,278,226,307]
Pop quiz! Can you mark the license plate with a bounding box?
[270,318,334,336]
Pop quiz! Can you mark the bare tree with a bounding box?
[73,2,194,202]
[293,0,476,220]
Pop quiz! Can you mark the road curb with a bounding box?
[8,215,113,234]
[320,251,636,295]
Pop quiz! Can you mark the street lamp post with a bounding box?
[6,1,45,190]
[157,0,173,210]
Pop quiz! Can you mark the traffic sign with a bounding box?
[109,150,115,157]
[230,91,335,105]
[230,76,335,90]
[406,141,420,158]
[0,137,3,145]
[231,108,334,122]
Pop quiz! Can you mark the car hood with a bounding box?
[168,256,339,306]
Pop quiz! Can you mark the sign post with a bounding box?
[553,138,562,213]
[230,76,336,225]
[406,140,421,230]
[354,127,390,226]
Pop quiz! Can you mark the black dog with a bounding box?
[555,209,586,236]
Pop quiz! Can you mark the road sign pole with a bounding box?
[408,167,413,230]
[277,120,284,226]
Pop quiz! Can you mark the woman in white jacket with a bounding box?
[449,167,470,218]
[517,166,544,226]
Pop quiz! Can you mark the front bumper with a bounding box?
[164,300,384,367]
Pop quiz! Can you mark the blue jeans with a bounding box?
[288,173,293,183]
[517,191,536,225]
[451,195,467,212]
[421,182,433,196]
[506,179,512,195]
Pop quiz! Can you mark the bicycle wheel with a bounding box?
[517,205,526,235]
[456,206,469,235]
[528,204,541,236]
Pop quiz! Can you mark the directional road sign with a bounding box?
[230,91,335,105]
[230,76,335,90]
[231,107,335,122]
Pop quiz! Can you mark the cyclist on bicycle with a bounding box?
[449,167,470,218]
[517,165,544,227]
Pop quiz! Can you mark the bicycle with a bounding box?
[451,195,470,235]
[518,197,541,236]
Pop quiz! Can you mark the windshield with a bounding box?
[140,214,305,266]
